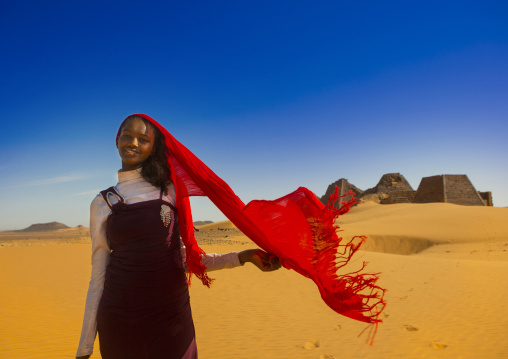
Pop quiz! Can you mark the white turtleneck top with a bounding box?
[76,169,242,357]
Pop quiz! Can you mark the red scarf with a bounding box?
[120,114,386,341]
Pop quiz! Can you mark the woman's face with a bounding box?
[117,118,156,171]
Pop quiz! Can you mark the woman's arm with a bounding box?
[179,238,242,271]
[76,196,111,358]
[179,239,280,272]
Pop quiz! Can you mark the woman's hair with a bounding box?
[120,115,172,194]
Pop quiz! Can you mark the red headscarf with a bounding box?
[119,114,386,342]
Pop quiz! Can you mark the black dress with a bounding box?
[96,187,197,359]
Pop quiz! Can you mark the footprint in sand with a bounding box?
[404,325,419,332]
[304,339,320,350]
[333,324,341,330]
[319,355,335,359]
[431,340,448,349]
[383,312,390,318]
[399,295,408,300]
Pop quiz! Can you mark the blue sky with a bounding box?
[1,1,507,230]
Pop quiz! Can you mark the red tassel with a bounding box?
[322,187,386,344]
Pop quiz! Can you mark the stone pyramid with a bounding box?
[320,178,363,209]
[362,173,415,204]
[413,174,485,206]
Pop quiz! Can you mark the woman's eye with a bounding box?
[139,138,149,143]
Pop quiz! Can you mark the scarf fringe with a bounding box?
[177,197,215,287]
[185,241,214,287]
[315,187,386,344]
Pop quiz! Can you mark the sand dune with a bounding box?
[338,202,508,260]
[0,226,90,247]
[340,201,508,246]
[1,202,507,358]
[196,220,238,231]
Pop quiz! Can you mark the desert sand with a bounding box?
[1,202,507,358]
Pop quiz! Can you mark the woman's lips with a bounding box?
[123,148,139,155]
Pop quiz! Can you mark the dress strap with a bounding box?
[159,188,164,200]
[100,187,125,210]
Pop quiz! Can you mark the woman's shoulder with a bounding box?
[91,193,105,205]
[91,185,123,204]
[90,189,115,211]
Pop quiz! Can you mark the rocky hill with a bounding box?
[19,221,70,232]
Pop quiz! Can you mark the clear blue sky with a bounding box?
[1,0,507,230]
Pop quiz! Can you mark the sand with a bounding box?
[1,202,507,358]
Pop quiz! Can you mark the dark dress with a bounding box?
[96,187,197,359]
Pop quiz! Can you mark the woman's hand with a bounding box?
[238,249,281,272]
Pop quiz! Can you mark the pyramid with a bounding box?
[413,175,485,206]
[362,173,415,204]
[320,178,363,208]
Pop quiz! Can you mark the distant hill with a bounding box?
[19,221,70,232]
[193,220,213,226]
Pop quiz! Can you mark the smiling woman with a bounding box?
[117,117,155,171]
[116,115,172,193]
[76,114,281,359]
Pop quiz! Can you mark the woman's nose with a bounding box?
[130,137,138,146]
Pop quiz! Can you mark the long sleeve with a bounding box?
[180,238,242,271]
[76,195,111,357]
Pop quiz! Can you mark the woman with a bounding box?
[76,115,281,359]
